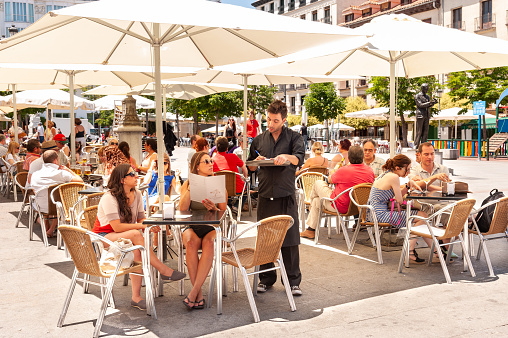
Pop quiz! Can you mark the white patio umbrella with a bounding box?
[91,95,156,111]
[0,63,194,144]
[0,89,95,110]
[202,125,225,134]
[0,0,363,222]
[432,107,496,139]
[332,123,355,131]
[242,14,508,156]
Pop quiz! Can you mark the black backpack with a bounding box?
[473,189,505,232]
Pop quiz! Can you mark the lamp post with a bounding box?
[436,88,443,139]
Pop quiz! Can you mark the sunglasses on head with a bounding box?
[200,158,214,165]
[124,172,138,178]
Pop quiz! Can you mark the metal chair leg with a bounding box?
[240,266,260,323]
[93,276,116,338]
[459,234,476,278]
[278,254,296,312]
[57,268,79,328]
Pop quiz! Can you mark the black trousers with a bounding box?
[259,245,301,287]
[257,195,301,287]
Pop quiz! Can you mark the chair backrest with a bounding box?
[34,183,60,216]
[85,192,105,207]
[485,196,508,235]
[14,171,28,191]
[214,170,237,197]
[307,165,328,175]
[350,183,373,222]
[83,146,94,154]
[82,205,98,231]
[58,225,106,277]
[58,182,86,219]
[251,215,293,267]
[16,161,26,173]
[296,172,325,202]
[442,199,476,238]
[340,187,359,217]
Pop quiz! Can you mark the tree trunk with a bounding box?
[400,115,408,147]
[193,111,198,134]
[324,119,329,152]
[176,111,180,146]
[215,110,219,136]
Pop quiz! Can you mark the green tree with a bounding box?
[202,91,243,134]
[447,67,508,139]
[95,110,114,127]
[367,76,441,146]
[247,85,278,115]
[340,96,386,131]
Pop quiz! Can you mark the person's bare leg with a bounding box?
[46,218,58,237]
[187,231,216,303]
[182,230,201,305]
[130,249,143,303]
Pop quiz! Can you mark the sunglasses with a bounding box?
[124,172,138,178]
[154,161,169,166]
[110,142,118,145]
[200,159,214,165]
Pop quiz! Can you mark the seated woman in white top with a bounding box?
[137,138,157,174]
[295,141,329,176]
[5,141,21,173]
[92,163,185,310]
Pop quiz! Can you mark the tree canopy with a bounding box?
[304,82,345,122]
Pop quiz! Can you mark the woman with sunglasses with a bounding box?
[137,138,157,174]
[179,151,227,310]
[143,153,181,208]
[367,154,440,263]
[108,138,119,147]
[223,117,237,148]
[5,141,21,174]
[93,163,186,310]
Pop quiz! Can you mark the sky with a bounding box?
[221,0,254,9]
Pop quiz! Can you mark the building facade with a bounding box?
[0,0,97,38]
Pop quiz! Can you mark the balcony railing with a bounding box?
[320,16,332,24]
[299,0,306,7]
[288,84,296,91]
[447,21,465,30]
[269,7,274,13]
[297,84,308,90]
[474,13,496,32]
[310,0,318,3]
[278,6,284,14]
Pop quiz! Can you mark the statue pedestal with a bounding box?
[115,95,146,164]
[116,125,145,164]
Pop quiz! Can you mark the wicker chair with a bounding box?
[57,225,156,338]
[295,172,326,232]
[56,182,87,226]
[398,198,477,284]
[29,184,60,247]
[348,183,391,264]
[215,170,251,222]
[314,187,358,249]
[469,196,508,277]
[212,215,296,322]
[14,172,32,228]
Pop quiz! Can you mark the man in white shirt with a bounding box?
[28,141,61,184]
[409,142,450,190]
[187,134,200,165]
[0,134,7,157]
[31,150,83,238]
[37,123,45,143]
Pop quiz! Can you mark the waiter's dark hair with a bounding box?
[267,100,288,120]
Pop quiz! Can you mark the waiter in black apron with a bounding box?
[248,100,305,296]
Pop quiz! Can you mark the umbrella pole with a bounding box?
[11,84,17,143]
[69,73,76,166]
[154,23,165,211]
[389,61,396,157]
[242,74,249,162]
[163,86,167,122]
[455,119,458,140]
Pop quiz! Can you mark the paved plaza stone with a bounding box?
[1,145,508,337]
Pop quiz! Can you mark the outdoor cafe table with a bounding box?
[143,209,227,314]
[403,190,470,269]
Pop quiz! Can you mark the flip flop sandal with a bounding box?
[194,299,205,310]
[182,296,195,310]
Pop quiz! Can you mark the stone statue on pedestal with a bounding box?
[414,83,437,148]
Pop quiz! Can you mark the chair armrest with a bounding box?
[470,198,501,216]
[222,217,294,243]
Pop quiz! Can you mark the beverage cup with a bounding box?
[447,182,455,195]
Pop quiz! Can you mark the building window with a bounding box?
[312,11,317,21]
[269,2,274,13]
[28,4,34,23]
[452,7,462,29]
[300,14,306,20]
[381,2,391,11]
[481,0,493,26]
[401,0,412,5]
[299,0,306,7]
[324,7,330,18]
[13,2,28,22]
[5,2,12,22]
[278,0,284,14]
[345,80,350,88]
[422,18,431,24]
[261,6,264,11]
[288,0,295,11]
[362,8,371,17]
[345,13,354,22]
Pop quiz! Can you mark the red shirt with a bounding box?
[329,163,375,214]
[246,118,259,138]
[23,152,40,170]
[213,151,245,193]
